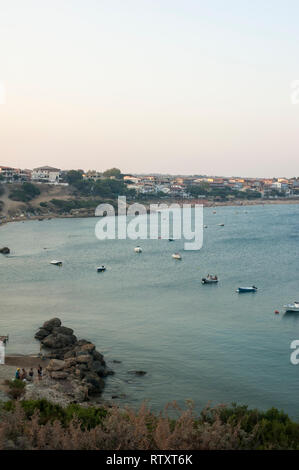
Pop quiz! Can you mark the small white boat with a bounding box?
[50,260,62,266]
[218,223,225,226]
[284,302,299,313]
[202,276,218,284]
[97,265,106,272]
[134,246,142,253]
[172,253,182,260]
[236,286,257,293]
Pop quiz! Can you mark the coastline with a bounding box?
[1,197,299,228]
[0,318,113,407]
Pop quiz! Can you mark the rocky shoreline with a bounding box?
[24,318,114,406]
[1,198,299,228]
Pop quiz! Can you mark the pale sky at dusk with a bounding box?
[1,0,299,177]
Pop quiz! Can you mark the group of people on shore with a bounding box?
[15,365,43,382]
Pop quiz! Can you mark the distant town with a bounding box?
[1,164,299,201]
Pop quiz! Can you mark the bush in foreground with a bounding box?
[4,380,26,400]
[1,399,299,450]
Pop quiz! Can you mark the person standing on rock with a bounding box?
[37,365,43,380]
[28,368,34,381]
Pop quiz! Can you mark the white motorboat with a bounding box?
[134,246,142,253]
[236,286,257,293]
[202,276,218,284]
[284,302,299,313]
[50,260,62,266]
[97,265,106,272]
[172,253,182,260]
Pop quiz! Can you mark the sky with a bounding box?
[0,0,299,177]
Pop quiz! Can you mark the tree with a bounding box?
[103,168,122,178]
[187,184,209,197]
[66,170,84,186]
[22,182,41,198]
[9,183,40,202]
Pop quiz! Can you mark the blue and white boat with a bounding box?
[97,265,106,272]
[236,286,258,293]
[284,302,299,313]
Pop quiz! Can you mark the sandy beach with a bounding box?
[0,356,50,399]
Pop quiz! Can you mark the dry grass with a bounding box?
[0,401,258,450]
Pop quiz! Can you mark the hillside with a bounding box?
[0,183,92,220]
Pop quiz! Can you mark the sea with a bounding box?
[1,203,299,418]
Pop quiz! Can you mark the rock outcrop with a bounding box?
[33,318,113,403]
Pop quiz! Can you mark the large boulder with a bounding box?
[76,339,90,347]
[0,247,10,254]
[76,355,92,365]
[42,318,61,332]
[52,326,74,336]
[92,361,107,377]
[50,371,68,380]
[35,328,50,340]
[80,343,95,354]
[83,373,105,395]
[34,318,110,399]
[64,358,77,368]
[46,359,66,372]
[64,349,76,359]
[92,350,105,363]
[42,333,76,350]
[44,346,73,360]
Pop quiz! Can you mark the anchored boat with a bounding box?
[134,246,142,253]
[236,286,257,293]
[97,265,106,272]
[50,260,63,266]
[202,276,218,284]
[284,302,299,312]
[172,253,182,260]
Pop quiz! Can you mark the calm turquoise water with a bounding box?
[1,204,299,417]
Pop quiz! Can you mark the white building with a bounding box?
[32,166,61,183]
[0,166,18,182]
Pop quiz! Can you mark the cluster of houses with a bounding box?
[0,165,63,184]
[1,165,299,198]
[123,175,299,198]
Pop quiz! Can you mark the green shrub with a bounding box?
[5,379,26,400]
[3,399,107,429]
[2,400,299,449]
[9,183,40,202]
